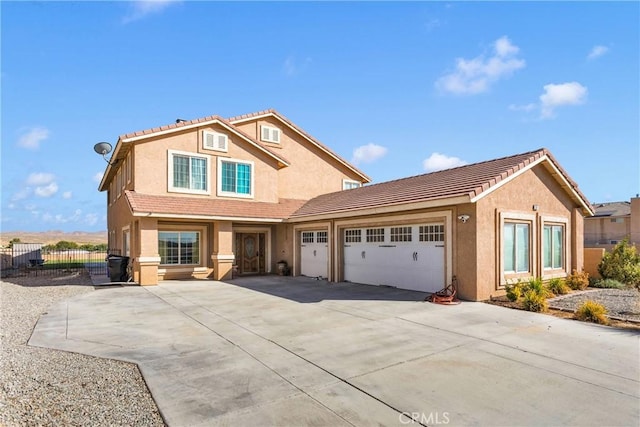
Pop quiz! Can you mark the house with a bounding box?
[98,109,593,301]
[584,197,640,250]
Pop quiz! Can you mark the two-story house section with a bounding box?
[98,109,370,285]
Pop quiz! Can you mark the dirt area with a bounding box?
[486,288,640,331]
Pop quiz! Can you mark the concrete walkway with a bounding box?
[30,276,639,426]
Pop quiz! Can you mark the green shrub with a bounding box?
[574,300,609,325]
[523,277,551,298]
[566,270,590,290]
[522,289,548,312]
[547,277,570,295]
[505,282,522,302]
[590,278,626,289]
[597,239,640,289]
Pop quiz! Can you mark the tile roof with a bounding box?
[291,148,592,218]
[125,191,307,220]
[590,201,631,217]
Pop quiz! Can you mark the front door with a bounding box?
[236,233,265,275]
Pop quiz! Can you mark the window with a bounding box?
[260,125,280,143]
[218,158,253,197]
[503,222,530,273]
[366,228,385,243]
[316,231,328,243]
[302,232,314,243]
[543,225,564,270]
[168,150,209,194]
[343,180,361,190]
[158,231,200,265]
[345,229,361,243]
[390,226,412,242]
[203,130,228,152]
[116,169,122,197]
[611,218,624,223]
[419,225,444,242]
[126,152,132,184]
[123,229,130,257]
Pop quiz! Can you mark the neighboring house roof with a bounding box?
[589,201,631,218]
[125,191,307,222]
[291,148,594,220]
[228,109,371,183]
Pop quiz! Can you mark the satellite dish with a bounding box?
[93,142,113,155]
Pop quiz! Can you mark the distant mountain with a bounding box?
[0,230,107,246]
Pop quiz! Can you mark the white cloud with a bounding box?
[62,191,72,199]
[508,103,537,112]
[26,172,55,186]
[93,171,105,183]
[540,82,588,119]
[34,182,59,198]
[423,152,468,172]
[122,0,181,24]
[282,55,312,77]
[17,127,50,150]
[436,36,525,95]
[587,45,609,60]
[351,143,388,165]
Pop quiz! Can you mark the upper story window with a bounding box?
[203,130,228,152]
[260,125,280,144]
[217,158,253,198]
[343,179,361,190]
[168,150,210,195]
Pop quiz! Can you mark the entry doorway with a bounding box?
[235,232,266,275]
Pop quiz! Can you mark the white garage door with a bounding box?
[300,231,328,278]
[343,224,445,293]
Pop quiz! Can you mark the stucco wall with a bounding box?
[584,247,605,279]
[453,203,478,300]
[234,118,364,200]
[475,164,582,300]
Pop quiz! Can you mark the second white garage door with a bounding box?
[343,224,445,293]
[300,231,328,279]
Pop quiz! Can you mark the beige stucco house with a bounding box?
[584,196,640,250]
[98,109,593,301]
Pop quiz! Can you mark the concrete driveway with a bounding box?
[30,276,639,426]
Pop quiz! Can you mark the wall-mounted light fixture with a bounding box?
[457,214,470,223]
[93,142,116,166]
[532,204,539,211]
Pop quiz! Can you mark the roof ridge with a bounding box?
[335,147,548,193]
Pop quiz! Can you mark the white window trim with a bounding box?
[122,227,130,257]
[202,130,228,152]
[126,152,132,184]
[167,149,211,195]
[499,211,536,286]
[217,157,254,199]
[342,179,362,190]
[540,215,569,279]
[260,125,280,144]
[158,230,202,266]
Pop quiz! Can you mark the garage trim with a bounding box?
[293,221,332,278]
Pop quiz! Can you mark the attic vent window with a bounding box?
[203,130,228,152]
[260,125,280,144]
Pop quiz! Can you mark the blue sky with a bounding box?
[2,1,639,233]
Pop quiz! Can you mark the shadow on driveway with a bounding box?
[224,275,430,303]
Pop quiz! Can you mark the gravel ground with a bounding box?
[549,288,640,322]
[0,272,165,426]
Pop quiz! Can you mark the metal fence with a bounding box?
[0,247,121,278]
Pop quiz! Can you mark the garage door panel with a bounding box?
[343,224,445,293]
[301,231,328,278]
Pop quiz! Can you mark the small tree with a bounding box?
[54,240,79,250]
[597,238,640,290]
[7,238,21,248]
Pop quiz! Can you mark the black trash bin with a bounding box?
[107,255,129,282]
